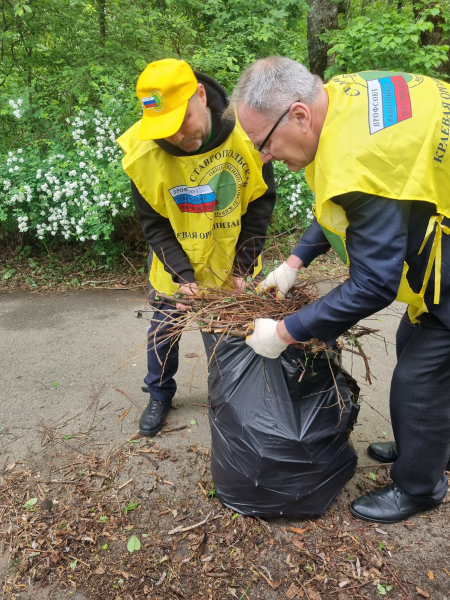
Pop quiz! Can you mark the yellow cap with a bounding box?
[136,59,198,141]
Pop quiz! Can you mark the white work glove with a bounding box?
[257,262,299,299]
[246,318,289,359]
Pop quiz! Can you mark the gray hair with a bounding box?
[225,56,323,121]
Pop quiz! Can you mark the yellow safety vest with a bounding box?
[306,71,450,322]
[117,120,267,294]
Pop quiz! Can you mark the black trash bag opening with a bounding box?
[202,332,360,518]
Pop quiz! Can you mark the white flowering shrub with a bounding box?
[9,97,25,120]
[0,87,137,255]
[270,162,315,234]
[1,88,314,255]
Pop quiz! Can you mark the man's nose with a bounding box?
[260,151,272,163]
[173,129,185,144]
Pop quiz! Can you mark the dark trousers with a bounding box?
[143,291,183,404]
[144,250,183,404]
[390,312,450,503]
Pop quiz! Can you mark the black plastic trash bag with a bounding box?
[202,333,359,518]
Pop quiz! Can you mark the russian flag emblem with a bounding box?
[367,75,412,135]
[142,96,158,108]
[141,91,164,112]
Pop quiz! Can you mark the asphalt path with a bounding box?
[0,286,402,466]
[0,289,211,461]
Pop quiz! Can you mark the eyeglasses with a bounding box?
[253,100,301,155]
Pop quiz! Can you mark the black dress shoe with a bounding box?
[368,441,450,470]
[139,397,171,437]
[368,441,398,462]
[350,483,442,524]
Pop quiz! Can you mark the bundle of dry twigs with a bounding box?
[136,278,379,384]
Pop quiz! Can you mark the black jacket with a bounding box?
[131,72,276,284]
[284,193,450,344]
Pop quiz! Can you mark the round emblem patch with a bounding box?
[208,170,237,212]
[199,160,243,217]
[141,91,164,112]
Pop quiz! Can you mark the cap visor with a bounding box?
[138,102,188,140]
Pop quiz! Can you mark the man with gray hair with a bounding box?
[229,56,450,524]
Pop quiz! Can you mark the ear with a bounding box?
[196,83,207,108]
[290,103,311,133]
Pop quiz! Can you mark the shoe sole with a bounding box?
[139,422,164,437]
[349,501,442,524]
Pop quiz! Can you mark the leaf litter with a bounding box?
[1,431,449,599]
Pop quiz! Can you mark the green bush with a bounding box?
[1,86,138,256]
[324,11,449,79]
[270,162,315,235]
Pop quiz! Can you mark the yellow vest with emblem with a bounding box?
[117,120,267,295]
[305,71,450,322]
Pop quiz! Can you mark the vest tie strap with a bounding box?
[418,214,450,304]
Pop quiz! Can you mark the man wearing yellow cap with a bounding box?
[117,59,276,436]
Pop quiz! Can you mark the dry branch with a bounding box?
[111,385,143,414]
[168,512,222,535]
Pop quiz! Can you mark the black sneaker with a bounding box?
[139,397,171,437]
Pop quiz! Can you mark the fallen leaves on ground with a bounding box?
[285,582,303,598]
[290,526,308,534]
[1,438,449,599]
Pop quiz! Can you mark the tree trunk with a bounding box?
[307,0,339,80]
[412,2,450,79]
[97,0,106,48]
[337,0,350,18]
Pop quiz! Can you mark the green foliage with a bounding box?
[1,87,135,255]
[270,162,315,235]
[2,269,16,280]
[324,10,449,79]
[23,498,38,510]
[3,0,450,261]
[123,502,139,512]
[186,0,308,89]
[0,0,308,151]
[127,535,141,553]
[377,583,393,595]
[0,0,310,257]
